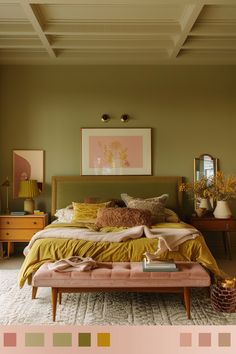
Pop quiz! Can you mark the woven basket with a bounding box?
[211,284,236,313]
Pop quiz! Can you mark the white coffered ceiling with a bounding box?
[0,0,236,64]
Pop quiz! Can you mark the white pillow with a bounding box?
[54,206,74,223]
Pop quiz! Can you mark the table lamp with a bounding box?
[18,179,40,214]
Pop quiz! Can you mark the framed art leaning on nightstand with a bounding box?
[13,149,44,198]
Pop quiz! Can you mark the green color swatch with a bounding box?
[25,333,44,347]
[53,333,72,347]
[78,333,91,347]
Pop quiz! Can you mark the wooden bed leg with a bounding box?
[52,287,58,322]
[183,287,191,320]
[32,287,38,299]
[59,292,62,305]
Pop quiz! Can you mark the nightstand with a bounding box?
[190,217,236,260]
[0,214,48,257]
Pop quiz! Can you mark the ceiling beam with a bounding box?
[15,0,236,4]
[169,2,204,59]
[20,0,56,58]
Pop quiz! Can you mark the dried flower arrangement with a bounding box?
[208,171,236,201]
[179,176,211,199]
[180,172,236,201]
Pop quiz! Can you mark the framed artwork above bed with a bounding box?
[81,128,152,175]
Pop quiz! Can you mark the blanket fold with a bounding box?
[48,256,112,272]
[143,226,199,258]
[24,223,199,257]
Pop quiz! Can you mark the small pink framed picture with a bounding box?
[13,149,44,198]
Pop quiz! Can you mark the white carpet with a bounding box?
[0,269,236,325]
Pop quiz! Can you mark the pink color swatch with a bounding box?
[218,333,231,347]
[4,333,17,347]
[179,333,192,347]
[199,333,211,347]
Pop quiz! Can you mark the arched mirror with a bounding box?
[194,154,219,211]
[194,154,219,182]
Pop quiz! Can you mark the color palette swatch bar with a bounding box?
[0,325,235,354]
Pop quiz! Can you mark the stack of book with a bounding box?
[10,211,26,216]
[143,258,178,272]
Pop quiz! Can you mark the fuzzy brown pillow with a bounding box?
[95,207,152,228]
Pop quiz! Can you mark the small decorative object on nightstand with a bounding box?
[0,214,48,257]
[18,179,40,214]
[1,177,10,214]
[190,216,236,260]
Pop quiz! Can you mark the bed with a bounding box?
[18,175,221,288]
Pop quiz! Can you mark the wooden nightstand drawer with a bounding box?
[0,214,48,256]
[191,218,236,232]
[0,216,45,229]
[0,229,39,241]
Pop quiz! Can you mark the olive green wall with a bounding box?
[0,65,236,215]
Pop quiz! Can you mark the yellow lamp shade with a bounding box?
[18,179,40,213]
[18,179,40,198]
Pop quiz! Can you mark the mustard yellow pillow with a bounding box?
[72,202,107,223]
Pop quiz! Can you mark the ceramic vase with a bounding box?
[199,198,211,210]
[213,200,232,219]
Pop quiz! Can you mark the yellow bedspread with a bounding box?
[18,222,221,288]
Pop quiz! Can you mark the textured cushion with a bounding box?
[95,207,152,228]
[164,208,180,223]
[32,262,211,288]
[121,193,168,224]
[72,202,108,223]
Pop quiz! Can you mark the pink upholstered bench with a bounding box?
[32,261,211,321]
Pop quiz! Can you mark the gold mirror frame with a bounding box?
[194,153,219,209]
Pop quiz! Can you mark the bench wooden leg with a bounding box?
[59,292,62,305]
[32,286,38,299]
[52,287,58,322]
[183,287,191,319]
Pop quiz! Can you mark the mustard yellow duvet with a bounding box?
[18,222,221,288]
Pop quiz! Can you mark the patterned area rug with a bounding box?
[0,269,235,325]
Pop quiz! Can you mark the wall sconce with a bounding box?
[121,114,129,123]
[101,114,110,123]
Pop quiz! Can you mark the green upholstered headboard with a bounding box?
[51,176,183,216]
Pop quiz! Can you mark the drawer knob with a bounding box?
[6,232,9,236]
[6,221,10,224]
[33,222,37,225]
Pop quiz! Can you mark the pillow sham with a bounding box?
[121,193,168,224]
[54,206,74,223]
[95,207,152,228]
[164,208,180,223]
[72,202,108,223]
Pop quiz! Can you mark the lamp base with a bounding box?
[24,198,35,214]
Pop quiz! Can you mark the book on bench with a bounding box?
[142,258,179,272]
